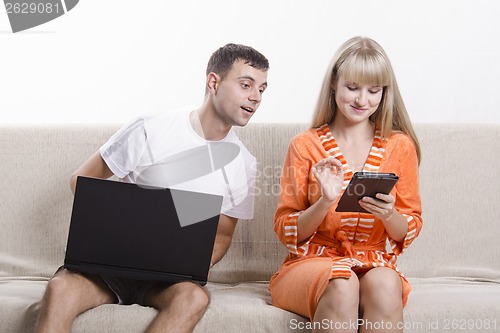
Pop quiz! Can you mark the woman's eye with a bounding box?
[347,86,357,91]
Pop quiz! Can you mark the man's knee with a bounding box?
[156,282,209,316]
[184,284,209,315]
[42,270,109,307]
[44,274,74,302]
[171,283,209,313]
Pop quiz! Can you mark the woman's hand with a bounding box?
[358,193,395,221]
[311,157,344,203]
[296,157,343,242]
[359,193,409,242]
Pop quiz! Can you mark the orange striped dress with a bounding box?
[269,125,423,319]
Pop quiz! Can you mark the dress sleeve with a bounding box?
[388,139,423,255]
[274,138,317,256]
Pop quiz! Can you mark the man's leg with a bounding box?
[143,281,209,333]
[34,268,116,333]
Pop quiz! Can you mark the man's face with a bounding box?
[211,59,268,127]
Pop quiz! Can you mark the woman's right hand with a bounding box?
[295,157,344,242]
[311,157,344,203]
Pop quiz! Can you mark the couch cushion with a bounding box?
[404,278,500,333]
[0,279,309,333]
[2,278,499,333]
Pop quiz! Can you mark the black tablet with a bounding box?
[335,172,399,213]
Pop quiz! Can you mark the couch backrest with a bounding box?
[0,125,119,278]
[1,123,499,283]
[398,124,500,281]
[211,123,500,283]
[210,124,308,282]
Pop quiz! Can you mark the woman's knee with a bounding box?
[319,272,360,311]
[359,268,402,313]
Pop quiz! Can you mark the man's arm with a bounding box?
[70,151,114,194]
[210,214,237,267]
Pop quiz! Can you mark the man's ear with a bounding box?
[206,72,220,94]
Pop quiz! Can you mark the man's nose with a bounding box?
[249,87,262,103]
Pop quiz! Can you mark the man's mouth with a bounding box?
[241,106,254,113]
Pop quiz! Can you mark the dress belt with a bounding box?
[311,231,386,258]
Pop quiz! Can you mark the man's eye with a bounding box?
[242,83,250,89]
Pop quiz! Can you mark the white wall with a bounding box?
[1,0,499,125]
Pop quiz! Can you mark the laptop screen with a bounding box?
[64,176,222,284]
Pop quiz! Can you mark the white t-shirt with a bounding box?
[99,110,256,220]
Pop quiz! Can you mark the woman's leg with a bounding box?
[358,267,403,333]
[312,271,359,333]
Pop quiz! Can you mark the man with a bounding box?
[35,43,269,333]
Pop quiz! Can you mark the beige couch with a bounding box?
[1,123,499,333]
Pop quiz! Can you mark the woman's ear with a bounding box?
[331,79,337,91]
[206,72,220,94]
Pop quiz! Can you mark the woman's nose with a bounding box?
[355,90,368,106]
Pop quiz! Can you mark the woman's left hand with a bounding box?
[358,193,396,221]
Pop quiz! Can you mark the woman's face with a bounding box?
[333,76,384,124]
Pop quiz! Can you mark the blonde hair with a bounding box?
[311,36,421,163]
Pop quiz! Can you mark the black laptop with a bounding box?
[64,176,223,285]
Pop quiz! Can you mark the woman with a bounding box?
[269,36,423,332]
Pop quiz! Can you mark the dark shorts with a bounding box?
[99,275,165,306]
[56,266,170,306]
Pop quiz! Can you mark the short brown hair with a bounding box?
[206,43,269,79]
